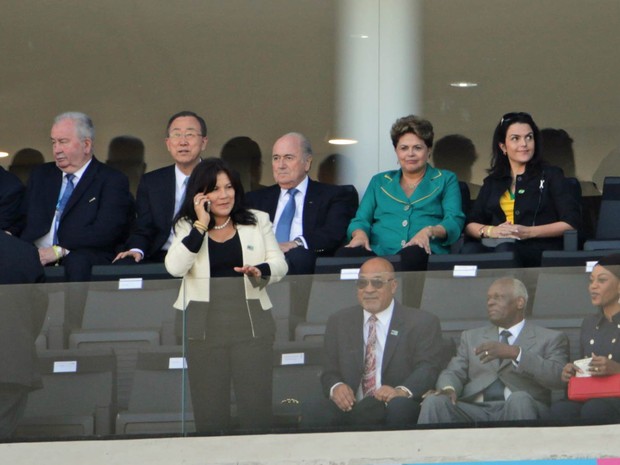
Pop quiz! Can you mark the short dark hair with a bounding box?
[489,112,542,177]
[166,111,208,137]
[390,115,434,148]
[173,157,256,229]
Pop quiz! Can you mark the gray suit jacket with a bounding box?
[437,321,568,406]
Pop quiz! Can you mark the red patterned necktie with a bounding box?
[362,315,378,397]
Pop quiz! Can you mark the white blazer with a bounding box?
[165,209,288,310]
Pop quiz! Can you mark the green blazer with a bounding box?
[347,165,465,255]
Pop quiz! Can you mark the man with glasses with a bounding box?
[418,277,568,424]
[305,257,443,428]
[114,111,207,264]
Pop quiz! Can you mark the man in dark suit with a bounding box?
[0,166,25,232]
[0,233,46,438]
[18,112,133,282]
[245,132,358,275]
[418,277,568,424]
[305,257,443,427]
[114,111,207,264]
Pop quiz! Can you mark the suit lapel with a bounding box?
[161,165,177,221]
[382,304,404,373]
[302,178,318,233]
[351,310,365,374]
[263,185,280,223]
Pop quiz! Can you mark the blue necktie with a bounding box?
[275,188,298,242]
[54,173,75,244]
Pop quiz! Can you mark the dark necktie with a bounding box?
[275,188,298,243]
[362,315,378,398]
[54,173,75,244]
[482,330,512,402]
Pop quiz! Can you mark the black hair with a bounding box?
[166,111,208,137]
[173,157,256,229]
[489,112,543,178]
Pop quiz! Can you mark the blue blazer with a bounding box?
[20,158,133,257]
[0,166,25,232]
[124,164,176,258]
[245,178,358,255]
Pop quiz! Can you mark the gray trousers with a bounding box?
[418,391,549,424]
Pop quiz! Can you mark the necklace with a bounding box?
[212,216,231,230]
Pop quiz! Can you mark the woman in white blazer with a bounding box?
[165,158,287,433]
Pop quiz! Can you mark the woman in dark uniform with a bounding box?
[549,253,620,423]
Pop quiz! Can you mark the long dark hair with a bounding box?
[489,112,543,178]
[173,157,257,229]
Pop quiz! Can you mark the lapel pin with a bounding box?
[390,330,398,336]
[89,197,96,202]
[247,245,254,250]
[517,189,525,194]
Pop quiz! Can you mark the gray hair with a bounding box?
[285,132,313,159]
[54,112,95,142]
[495,277,529,306]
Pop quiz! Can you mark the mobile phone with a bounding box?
[206,200,211,213]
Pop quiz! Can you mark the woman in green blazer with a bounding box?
[337,115,465,271]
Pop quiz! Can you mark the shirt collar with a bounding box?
[498,318,526,340]
[174,165,190,189]
[279,175,309,198]
[62,158,91,183]
[363,299,395,326]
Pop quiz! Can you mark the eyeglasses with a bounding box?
[499,112,532,126]
[356,278,394,290]
[168,132,203,141]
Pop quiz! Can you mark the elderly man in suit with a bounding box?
[18,112,132,282]
[305,257,443,427]
[418,277,569,424]
[114,111,207,264]
[0,166,25,233]
[245,132,358,275]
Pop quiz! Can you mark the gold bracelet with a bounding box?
[487,226,494,238]
[427,225,435,240]
[193,220,208,233]
[478,225,486,238]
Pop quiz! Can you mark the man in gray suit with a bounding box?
[418,277,568,424]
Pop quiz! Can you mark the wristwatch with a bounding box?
[293,237,304,248]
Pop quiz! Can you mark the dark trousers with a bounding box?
[302,395,421,429]
[186,336,274,433]
[548,398,620,423]
[334,244,429,272]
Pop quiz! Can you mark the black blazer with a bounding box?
[321,302,443,400]
[468,165,581,248]
[20,158,133,257]
[0,166,25,232]
[124,164,176,258]
[245,179,358,255]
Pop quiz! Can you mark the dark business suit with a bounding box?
[308,302,443,427]
[122,164,176,262]
[20,157,133,281]
[245,178,358,274]
[0,166,25,233]
[0,233,46,438]
[418,321,569,424]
